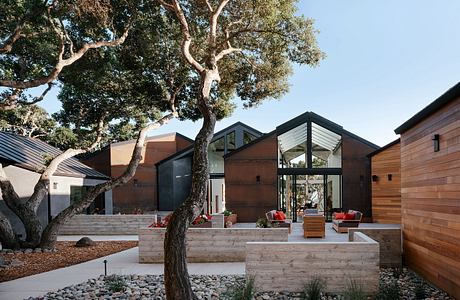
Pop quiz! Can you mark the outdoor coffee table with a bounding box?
[303,214,325,238]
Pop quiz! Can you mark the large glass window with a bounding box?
[243,130,258,145]
[209,137,225,173]
[226,131,236,152]
[277,122,308,168]
[312,122,342,168]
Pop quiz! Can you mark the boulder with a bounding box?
[75,237,96,247]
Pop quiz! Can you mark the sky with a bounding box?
[39,0,460,147]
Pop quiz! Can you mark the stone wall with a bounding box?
[139,227,289,263]
[245,232,380,294]
[348,227,402,267]
[59,214,157,235]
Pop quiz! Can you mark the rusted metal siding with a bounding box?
[341,133,375,219]
[225,133,278,222]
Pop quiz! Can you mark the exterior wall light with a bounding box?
[372,175,378,182]
[256,175,261,184]
[432,134,440,152]
[53,182,58,189]
[387,174,392,181]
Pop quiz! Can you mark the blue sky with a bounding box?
[40,0,460,147]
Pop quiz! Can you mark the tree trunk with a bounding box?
[40,114,176,249]
[0,210,19,249]
[164,72,217,299]
[0,177,45,248]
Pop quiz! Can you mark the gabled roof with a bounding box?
[276,111,379,150]
[367,138,400,157]
[156,122,262,166]
[395,81,460,134]
[0,131,109,180]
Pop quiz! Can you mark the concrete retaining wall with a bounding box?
[59,214,157,235]
[139,227,289,263]
[348,227,402,267]
[246,232,380,294]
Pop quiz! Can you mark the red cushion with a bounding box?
[274,212,284,221]
[334,212,345,220]
[278,211,286,220]
[344,213,356,220]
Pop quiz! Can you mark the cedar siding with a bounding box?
[370,140,401,224]
[398,92,460,299]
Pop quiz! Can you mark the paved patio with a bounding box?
[1,222,400,300]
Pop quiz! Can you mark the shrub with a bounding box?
[223,210,233,217]
[302,276,326,300]
[222,277,255,300]
[376,280,400,300]
[105,274,127,292]
[343,279,366,300]
[255,217,268,228]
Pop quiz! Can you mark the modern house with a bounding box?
[0,132,112,238]
[82,132,192,213]
[156,122,262,213]
[156,112,379,222]
[393,82,460,299]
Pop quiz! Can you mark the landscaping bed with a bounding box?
[25,268,453,300]
[0,241,138,282]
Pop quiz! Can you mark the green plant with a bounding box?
[222,277,256,300]
[343,279,366,300]
[302,276,326,300]
[414,280,427,300]
[376,280,400,300]
[105,274,127,292]
[223,210,233,217]
[255,217,268,228]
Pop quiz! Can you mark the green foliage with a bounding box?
[223,210,233,217]
[221,277,256,300]
[0,105,56,138]
[343,280,366,300]
[302,276,326,300]
[392,267,403,279]
[104,274,127,293]
[376,280,400,300]
[256,217,269,228]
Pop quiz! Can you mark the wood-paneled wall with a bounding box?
[400,96,460,299]
[371,141,401,223]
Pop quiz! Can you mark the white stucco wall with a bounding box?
[0,165,112,238]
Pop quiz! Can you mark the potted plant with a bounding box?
[223,210,237,227]
[190,213,213,228]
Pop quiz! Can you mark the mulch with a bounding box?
[0,241,138,282]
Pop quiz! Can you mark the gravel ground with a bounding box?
[26,268,454,300]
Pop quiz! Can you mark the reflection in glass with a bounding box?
[243,130,258,145]
[277,122,308,168]
[312,122,342,168]
[209,137,225,173]
[226,131,236,152]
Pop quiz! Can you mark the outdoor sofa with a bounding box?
[332,210,362,233]
[265,210,292,233]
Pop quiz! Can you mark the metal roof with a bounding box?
[0,131,109,180]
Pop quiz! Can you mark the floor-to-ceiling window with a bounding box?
[277,114,342,222]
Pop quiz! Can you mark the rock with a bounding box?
[75,237,96,247]
[43,248,52,253]
[10,258,24,267]
[24,248,33,254]
[0,256,7,268]
[33,248,42,253]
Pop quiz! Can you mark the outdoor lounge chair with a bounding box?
[332,210,362,233]
[265,210,292,233]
